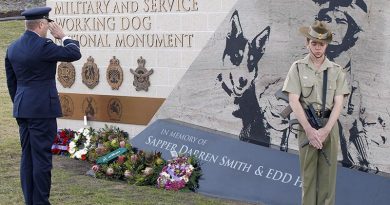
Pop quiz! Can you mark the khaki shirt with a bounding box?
[282,54,350,110]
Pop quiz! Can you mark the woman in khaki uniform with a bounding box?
[282,20,350,205]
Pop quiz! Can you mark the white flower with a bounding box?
[68,147,76,155]
[182,175,189,183]
[161,172,170,179]
[83,128,90,136]
[74,151,82,159]
[69,141,76,148]
[73,133,80,141]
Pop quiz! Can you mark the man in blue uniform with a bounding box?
[5,7,81,205]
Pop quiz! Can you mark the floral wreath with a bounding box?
[68,127,94,160]
[157,156,195,191]
[52,128,74,155]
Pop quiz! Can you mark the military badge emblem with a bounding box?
[130,56,154,91]
[82,56,99,89]
[107,98,122,122]
[57,62,75,88]
[59,95,74,117]
[82,97,98,119]
[106,56,123,90]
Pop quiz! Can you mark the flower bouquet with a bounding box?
[157,155,202,191]
[68,127,95,160]
[51,128,74,155]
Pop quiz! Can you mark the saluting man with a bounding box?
[5,7,81,205]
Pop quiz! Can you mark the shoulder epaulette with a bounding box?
[295,59,305,65]
[331,62,342,70]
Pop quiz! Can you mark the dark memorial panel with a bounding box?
[131,119,390,205]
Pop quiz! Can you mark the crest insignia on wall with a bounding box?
[82,97,98,119]
[106,56,123,90]
[82,56,99,89]
[130,56,154,91]
[59,95,74,117]
[107,98,122,122]
[57,62,75,88]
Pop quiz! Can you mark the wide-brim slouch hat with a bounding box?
[299,20,332,43]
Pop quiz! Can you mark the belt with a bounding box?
[314,109,331,118]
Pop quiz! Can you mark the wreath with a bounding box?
[51,128,74,155]
[68,127,95,160]
[157,156,201,191]
[87,125,130,162]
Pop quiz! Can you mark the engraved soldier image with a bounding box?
[59,95,74,117]
[82,56,99,89]
[57,62,75,88]
[130,56,154,91]
[106,56,123,90]
[107,98,122,122]
[82,97,97,119]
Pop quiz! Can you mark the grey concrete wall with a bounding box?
[154,0,390,174]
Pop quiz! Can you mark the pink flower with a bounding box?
[130,155,138,163]
[119,141,126,148]
[92,165,100,172]
[124,170,133,178]
[108,135,115,141]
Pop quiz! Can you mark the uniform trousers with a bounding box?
[298,120,339,205]
[17,118,57,205]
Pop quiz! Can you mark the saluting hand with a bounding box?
[48,22,66,40]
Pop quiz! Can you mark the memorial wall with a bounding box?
[48,0,238,136]
[50,0,390,174]
[153,0,390,174]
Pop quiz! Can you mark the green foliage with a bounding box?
[187,155,202,191]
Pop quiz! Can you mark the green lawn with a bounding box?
[0,21,254,205]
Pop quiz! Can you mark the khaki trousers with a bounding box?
[298,121,339,205]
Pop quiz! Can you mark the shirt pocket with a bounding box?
[299,70,315,98]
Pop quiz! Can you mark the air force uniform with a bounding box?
[5,7,81,205]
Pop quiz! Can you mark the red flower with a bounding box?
[52,148,61,154]
[60,131,66,138]
[117,155,126,164]
[81,154,87,161]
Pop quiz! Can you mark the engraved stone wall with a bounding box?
[49,0,238,136]
[154,0,390,174]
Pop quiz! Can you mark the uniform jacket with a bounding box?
[5,30,81,118]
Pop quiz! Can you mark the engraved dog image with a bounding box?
[217,10,271,147]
